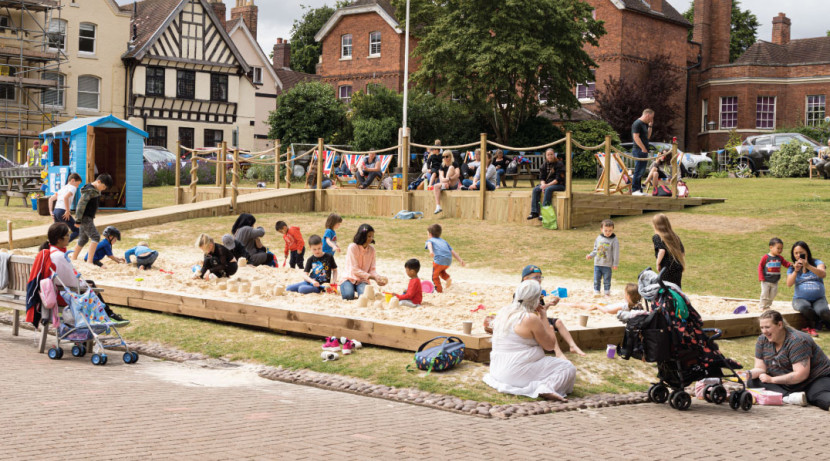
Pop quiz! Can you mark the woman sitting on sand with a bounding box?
[483,280,576,401]
[340,223,387,300]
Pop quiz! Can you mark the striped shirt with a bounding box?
[755,327,830,384]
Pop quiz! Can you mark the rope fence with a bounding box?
[487,138,566,151]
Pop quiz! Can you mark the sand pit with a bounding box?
[15,245,787,335]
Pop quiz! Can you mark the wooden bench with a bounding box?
[0,167,43,206]
[502,154,544,188]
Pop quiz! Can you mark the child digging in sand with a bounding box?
[425,224,464,293]
[520,265,585,357]
[582,283,647,324]
[287,235,337,294]
[125,241,159,270]
[395,259,423,307]
[194,234,238,279]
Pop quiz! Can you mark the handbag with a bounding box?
[541,205,558,230]
[410,336,465,374]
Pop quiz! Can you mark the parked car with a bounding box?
[620,142,713,177]
[143,146,177,170]
[734,133,822,175]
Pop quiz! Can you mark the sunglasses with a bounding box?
[443,155,451,158]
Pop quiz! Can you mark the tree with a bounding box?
[564,120,621,179]
[286,3,348,74]
[349,85,402,151]
[407,91,481,146]
[396,0,604,143]
[267,81,348,146]
[684,1,759,62]
[593,54,683,143]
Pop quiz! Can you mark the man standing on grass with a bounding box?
[631,109,654,196]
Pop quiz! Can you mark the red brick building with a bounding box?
[687,2,830,152]
[314,0,416,102]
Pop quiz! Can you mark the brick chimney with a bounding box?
[771,13,791,45]
[231,0,258,40]
[210,0,226,31]
[693,0,732,69]
[272,38,290,70]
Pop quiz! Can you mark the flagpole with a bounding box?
[402,0,411,136]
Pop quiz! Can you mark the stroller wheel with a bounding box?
[72,345,84,357]
[711,385,727,405]
[123,352,134,364]
[649,384,669,404]
[729,391,741,410]
[79,345,87,357]
[101,355,108,365]
[703,384,715,403]
[740,391,753,411]
[671,391,692,411]
[131,352,139,363]
[48,347,62,360]
[668,390,679,408]
[91,354,103,365]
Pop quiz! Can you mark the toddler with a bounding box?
[323,213,342,255]
[276,220,305,268]
[758,237,791,310]
[395,258,423,307]
[125,241,159,270]
[425,224,464,293]
[287,235,337,294]
[194,234,237,279]
[586,219,619,297]
[587,283,647,324]
[84,225,125,267]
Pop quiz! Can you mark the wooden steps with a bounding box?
[567,192,725,228]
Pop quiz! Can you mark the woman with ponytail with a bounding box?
[651,213,685,287]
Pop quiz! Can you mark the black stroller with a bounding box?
[618,269,753,411]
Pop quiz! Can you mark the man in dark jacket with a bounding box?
[71,173,113,264]
[527,149,565,220]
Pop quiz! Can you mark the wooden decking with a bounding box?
[567,193,726,228]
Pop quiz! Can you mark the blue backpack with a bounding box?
[411,336,465,374]
[394,210,424,220]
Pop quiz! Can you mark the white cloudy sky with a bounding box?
[117,1,830,59]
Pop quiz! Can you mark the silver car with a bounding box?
[735,133,822,175]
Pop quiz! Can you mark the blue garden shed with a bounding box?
[40,115,148,211]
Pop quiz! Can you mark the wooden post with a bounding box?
[275,139,281,189]
[189,154,198,203]
[478,133,487,220]
[401,133,410,211]
[220,145,227,198]
[671,141,679,199]
[231,144,239,210]
[174,141,181,205]
[315,138,324,211]
[564,131,573,230]
[6,221,12,250]
[215,143,221,187]
[604,135,611,196]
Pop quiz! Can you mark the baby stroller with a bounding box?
[46,274,138,366]
[618,269,752,411]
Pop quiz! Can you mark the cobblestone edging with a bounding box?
[1,313,649,419]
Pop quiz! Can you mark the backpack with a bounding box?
[506,159,518,175]
[410,336,465,374]
[655,184,672,197]
[394,210,424,220]
[618,306,672,363]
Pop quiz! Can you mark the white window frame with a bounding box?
[47,19,67,52]
[576,71,596,102]
[341,34,352,59]
[77,75,100,111]
[369,31,381,57]
[806,95,826,127]
[252,66,262,84]
[41,72,65,108]
[719,96,738,130]
[701,99,708,131]
[78,22,96,55]
[755,96,776,130]
[338,85,352,103]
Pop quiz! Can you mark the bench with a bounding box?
[0,167,43,206]
[502,154,544,188]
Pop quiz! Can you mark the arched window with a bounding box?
[341,34,352,59]
[79,22,96,54]
[369,31,381,56]
[77,75,100,111]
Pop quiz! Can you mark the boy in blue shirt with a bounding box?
[84,226,125,267]
[425,224,464,293]
[125,241,159,270]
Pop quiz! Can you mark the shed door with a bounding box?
[86,125,96,182]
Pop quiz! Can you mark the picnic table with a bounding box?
[0,167,43,206]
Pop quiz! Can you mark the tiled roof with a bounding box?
[349,0,396,18]
[225,17,242,34]
[732,37,830,66]
[274,68,321,93]
[618,0,690,27]
[124,0,182,59]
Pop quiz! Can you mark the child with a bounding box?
[758,237,791,310]
[71,173,113,264]
[287,235,337,294]
[323,213,342,255]
[520,265,585,356]
[84,226,125,267]
[125,241,159,270]
[587,283,647,324]
[276,220,305,269]
[194,234,237,279]
[48,172,81,241]
[425,224,465,293]
[586,219,620,297]
[222,233,250,262]
[395,258,423,307]
[647,149,670,195]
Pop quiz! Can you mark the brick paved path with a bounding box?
[0,325,822,460]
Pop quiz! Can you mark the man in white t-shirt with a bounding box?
[48,172,82,241]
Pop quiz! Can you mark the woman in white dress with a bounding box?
[483,280,577,400]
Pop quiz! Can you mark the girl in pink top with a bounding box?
[341,224,387,300]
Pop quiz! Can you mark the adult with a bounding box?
[306,160,333,189]
[462,151,497,191]
[631,108,654,196]
[483,280,577,400]
[26,140,41,167]
[491,149,510,188]
[356,150,382,189]
[786,241,827,336]
[231,213,271,266]
[340,223,387,300]
[461,149,481,180]
[526,149,565,220]
[814,139,830,179]
[747,310,830,409]
[432,150,461,214]
[651,213,685,287]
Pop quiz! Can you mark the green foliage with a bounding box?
[286,4,335,74]
[708,170,730,179]
[775,122,830,144]
[352,117,400,152]
[267,81,349,146]
[696,162,713,179]
[400,0,604,142]
[769,141,813,178]
[508,117,564,148]
[245,163,275,182]
[349,85,402,151]
[407,91,481,145]
[564,120,621,179]
[723,129,743,171]
[684,1,759,62]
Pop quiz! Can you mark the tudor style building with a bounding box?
[122,0,256,151]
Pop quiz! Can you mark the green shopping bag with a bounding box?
[541,205,558,230]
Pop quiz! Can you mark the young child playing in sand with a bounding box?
[519,265,585,356]
[287,235,337,294]
[48,172,81,241]
[586,219,619,297]
[276,220,305,269]
[323,213,342,255]
[425,224,464,293]
[584,283,647,324]
[125,241,159,270]
[84,225,125,267]
[395,258,423,307]
[758,237,791,310]
[194,234,237,279]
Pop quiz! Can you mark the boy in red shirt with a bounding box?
[275,220,305,269]
[396,259,423,307]
[758,237,791,310]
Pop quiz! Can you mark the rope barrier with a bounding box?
[410,141,480,150]
[486,138,566,151]
[323,144,400,155]
[571,141,607,151]
[182,146,221,154]
[609,146,652,162]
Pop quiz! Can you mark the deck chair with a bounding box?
[335,154,361,187]
[310,150,336,175]
[595,152,632,194]
[360,154,393,189]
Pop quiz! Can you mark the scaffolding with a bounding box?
[0,0,67,164]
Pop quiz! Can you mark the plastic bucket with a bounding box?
[31,198,37,210]
[384,292,394,303]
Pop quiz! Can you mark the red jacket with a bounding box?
[283,226,304,255]
[396,278,423,305]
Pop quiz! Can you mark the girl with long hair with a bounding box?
[651,213,685,287]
